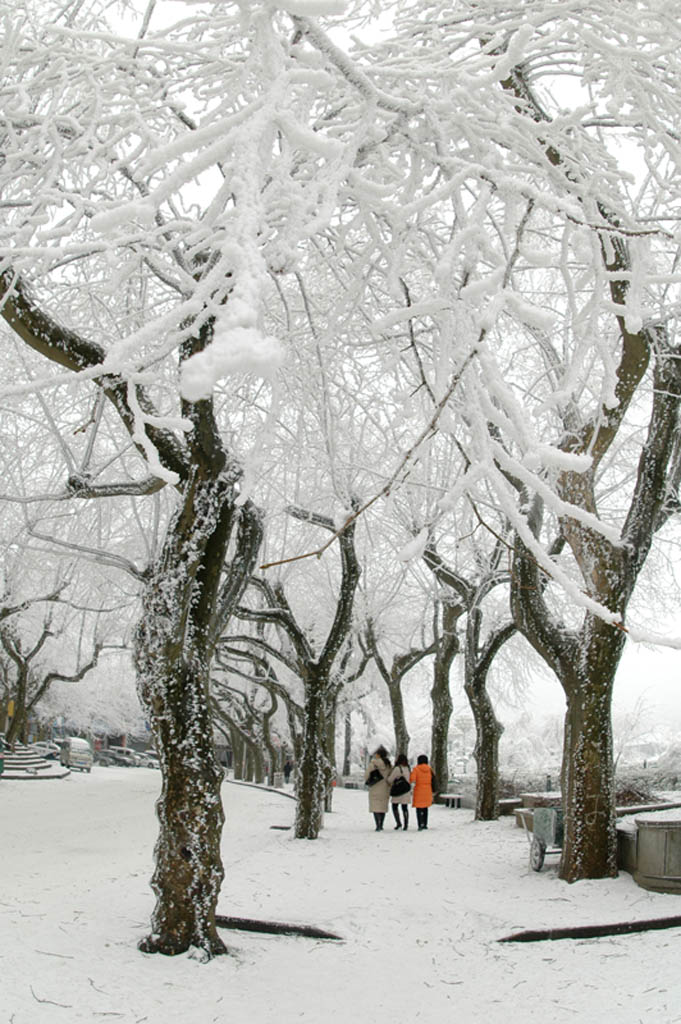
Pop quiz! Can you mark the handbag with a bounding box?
[365,768,383,787]
[390,774,410,797]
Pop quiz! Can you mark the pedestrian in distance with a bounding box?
[283,759,292,784]
[410,754,436,831]
[365,744,391,831]
[387,752,412,830]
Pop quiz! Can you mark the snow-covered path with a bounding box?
[3,769,680,1023]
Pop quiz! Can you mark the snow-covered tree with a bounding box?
[0,0,420,953]
[3,0,681,949]
[354,0,681,880]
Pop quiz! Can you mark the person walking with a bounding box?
[365,745,391,831]
[387,753,412,830]
[410,754,436,831]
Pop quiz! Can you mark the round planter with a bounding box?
[633,812,681,894]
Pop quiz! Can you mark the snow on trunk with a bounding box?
[559,621,623,881]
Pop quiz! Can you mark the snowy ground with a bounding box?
[3,769,681,1024]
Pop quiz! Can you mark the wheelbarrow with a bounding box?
[524,806,564,871]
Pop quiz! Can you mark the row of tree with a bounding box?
[1,0,681,957]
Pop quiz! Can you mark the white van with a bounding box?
[60,737,93,773]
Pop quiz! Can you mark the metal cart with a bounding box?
[525,806,564,871]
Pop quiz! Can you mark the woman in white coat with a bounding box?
[365,745,391,831]
[387,753,412,830]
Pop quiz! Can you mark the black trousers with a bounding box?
[416,807,429,829]
[391,803,409,828]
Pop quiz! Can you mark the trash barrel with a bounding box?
[633,812,681,894]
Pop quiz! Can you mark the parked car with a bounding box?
[59,736,93,773]
[108,745,143,766]
[93,750,117,767]
[101,749,138,767]
[136,751,160,769]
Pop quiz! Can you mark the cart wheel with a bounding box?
[530,838,546,871]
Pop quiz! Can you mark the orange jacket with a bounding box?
[410,763,434,808]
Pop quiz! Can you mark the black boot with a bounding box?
[402,807,409,830]
[374,813,381,831]
[392,806,402,829]
[377,813,385,831]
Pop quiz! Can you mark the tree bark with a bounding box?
[429,601,462,795]
[231,729,245,780]
[465,674,504,821]
[294,670,330,838]
[133,468,236,956]
[465,614,515,821]
[4,663,28,745]
[137,658,227,957]
[342,709,352,776]
[560,623,623,880]
[387,679,410,757]
[133,460,262,956]
[321,695,335,812]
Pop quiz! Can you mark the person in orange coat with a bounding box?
[410,754,436,830]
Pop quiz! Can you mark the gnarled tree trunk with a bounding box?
[135,461,262,956]
[465,615,515,821]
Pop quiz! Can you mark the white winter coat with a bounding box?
[365,755,390,813]
[387,764,412,805]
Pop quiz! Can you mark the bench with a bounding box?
[441,793,463,808]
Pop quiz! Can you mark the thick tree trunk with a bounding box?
[135,509,230,959]
[294,674,329,839]
[430,669,452,794]
[134,466,262,958]
[5,705,23,745]
[230,728,245,780]
[387,681,410,757]
[253,745,265,785]
[466,676,504,821]
[464,617,514,821]
[512,529,625,882]
[560,624,622,881]
[137,657,226,958]
[429,602,461,796]
[5,667,27,745]
[561,681,617,880]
